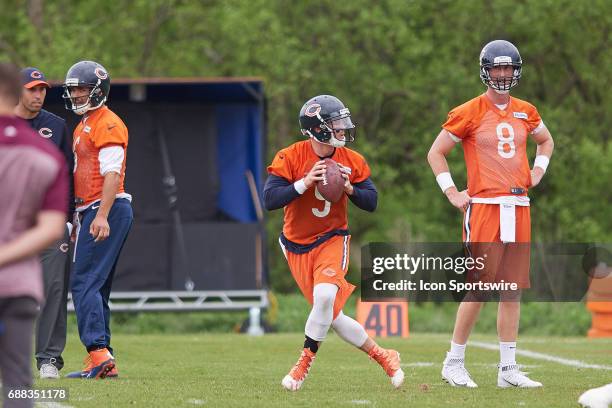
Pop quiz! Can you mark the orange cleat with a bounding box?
[281,348,316,391]
[106,365,119,378]
[368,345,405,388]
[66,348,115,379]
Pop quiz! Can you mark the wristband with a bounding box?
[436,172,455,193]
[534,155,549,173]
[294,178,307,194]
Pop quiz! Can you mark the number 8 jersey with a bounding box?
[72,106,129,208]
[267,140,371,245]
[443,94,545,198]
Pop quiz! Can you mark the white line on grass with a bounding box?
[470,341,612,370]
[402,362,435,367]
[186,399,206,405]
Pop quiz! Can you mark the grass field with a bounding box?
[32,332,611,408]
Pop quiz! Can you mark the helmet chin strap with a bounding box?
[73,101,92,115]
[494,88,510,95]
[310,133,345,148]
[329,136,345,147]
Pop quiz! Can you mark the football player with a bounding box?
[427,40,554,388]
[14,67,74,380]
[62,61,133,379]
[264,95,404,391]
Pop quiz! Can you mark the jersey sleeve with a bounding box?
[349,151,371,184]
[442,105,472,140]
[93,120,128,149]
[525,104,543,134]
[267,148,294,181]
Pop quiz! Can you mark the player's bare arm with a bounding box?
[90,172,120,242]
[427,129,471,211]
[0,210,65,267]
[529,126,554,188]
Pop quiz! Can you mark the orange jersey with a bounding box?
[443,94,542,198]
[267,140,371,245]
[73,106,128,206]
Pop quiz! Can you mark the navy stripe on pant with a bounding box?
[71,198,133,352]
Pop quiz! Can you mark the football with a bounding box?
[317,158,345,203]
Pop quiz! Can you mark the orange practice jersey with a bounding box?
[443,94,542,198]
[72,106,128,206]
[267,140,371,245]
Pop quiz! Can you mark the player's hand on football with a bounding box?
[445,187,471,211]
[303,160,327,188]
[530,167,544,188]
[90,215,110,242]
[338,166,354,195]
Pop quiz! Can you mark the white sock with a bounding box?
[499,341,517,366]
[448,341,466,359]
[331,311,369,348]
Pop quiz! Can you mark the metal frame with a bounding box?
[67,290,268,313]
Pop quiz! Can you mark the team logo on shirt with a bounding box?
[513,112,528,119]
[304,103,321,117]
[94,67,108,80]
[322,268,337,277]
[38,127,53,138]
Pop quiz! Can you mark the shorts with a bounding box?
[280,234,355,319]
[463,203,531,289]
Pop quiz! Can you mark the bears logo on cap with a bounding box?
[30,70,42,79]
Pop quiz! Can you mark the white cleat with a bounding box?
[441,354,478,388]
[40,361,60,379]
[497,364,542,388]
[578,383,612,408]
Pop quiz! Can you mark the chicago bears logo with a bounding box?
[38,127,53,138]
[30,70,42,79]
[94,67,108,80]
[304,103,321,117]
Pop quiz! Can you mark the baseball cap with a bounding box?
[20,67,50,89]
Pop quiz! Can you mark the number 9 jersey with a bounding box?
[443,94,545,198]
[267,140,371,245]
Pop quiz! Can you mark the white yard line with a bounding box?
[470,340,612,370]
[349,400,372,405]
[36,403,74,408]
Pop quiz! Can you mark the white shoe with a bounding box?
[40,360,60,379]
[578,383,612,408]
[441,354,478,388]
[497,364,542,388]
